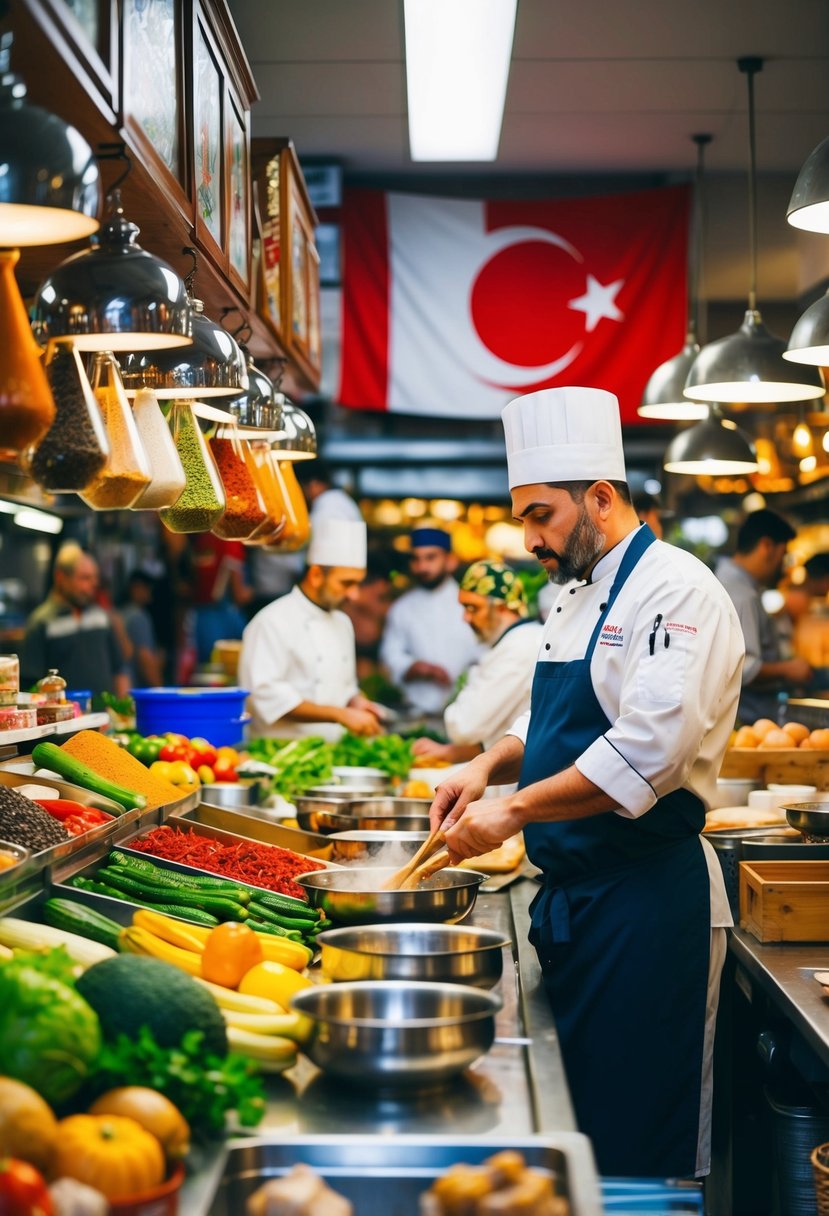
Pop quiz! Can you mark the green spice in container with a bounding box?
[160,400,226,532]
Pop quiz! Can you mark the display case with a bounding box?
[252,139,322,390]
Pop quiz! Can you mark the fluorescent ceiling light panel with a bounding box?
[14,508,64,534]
[405,0,517,161]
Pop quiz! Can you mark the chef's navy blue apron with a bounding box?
[520,523,710,1179]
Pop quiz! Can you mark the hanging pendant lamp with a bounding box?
[639,135,710,421]
[0,31,100,245]
[663,404,759,475]
[270,394,317,460]
[32,189,192,350]
[230,348,285,433]
[784,287,829,367]
[684,59,824,406]
[787,136,829,234]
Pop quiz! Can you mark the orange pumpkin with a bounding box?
[52,1115,165,1200]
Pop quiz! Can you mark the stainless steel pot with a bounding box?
[296,866,485,925]
[785,801,829,838]
[295,806,432,834]
[331,766,389,791]
[290,980,502,1088]
[200,781,259,810]
[327,829,427,864]
[316,922,510,988]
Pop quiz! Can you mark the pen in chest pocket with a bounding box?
[648,613,671,655]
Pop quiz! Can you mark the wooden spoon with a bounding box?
[383,827,445,890]
[398,849,452,890]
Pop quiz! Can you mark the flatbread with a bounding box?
[703,806,787,832]
[458,833,526,874]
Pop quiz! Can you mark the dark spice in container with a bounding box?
[210,426,267,539]
[29,341,109,491]
[160,401,226,533]
[0,786,70,851]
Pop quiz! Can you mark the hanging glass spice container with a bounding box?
[275,457,311,547]
[80,352,152,509]
[0,249,55,463]
[130,388,187,510]
[209,422,267,539]
[243,436,287,544]
[160,400,226,532]
[27,340,109,491]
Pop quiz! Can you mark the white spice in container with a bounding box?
[130,388,187,510]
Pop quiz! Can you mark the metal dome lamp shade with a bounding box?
[684,59,824,406]
[119,300,248,399]
[787,135,829,234]
[663,405,759,475]
[270,393,317,460]
[32,189,192,350]
[639,135,711,421]
[784,288,829,367]
[230,347,285,434]
[0,30,100,245]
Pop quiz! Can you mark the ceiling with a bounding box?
[227,0,829,303]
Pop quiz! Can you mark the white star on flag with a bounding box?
[568,275,625,332]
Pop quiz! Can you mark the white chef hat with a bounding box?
[502,386,627,489]
[307,519,367,569]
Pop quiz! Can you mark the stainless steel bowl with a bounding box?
[290,980,502,1088]
[296,866,485,925]
[348,797,433,816]
[785,801,829,837]
[295,806,432,835]
[316,922,510,988]
[328,829,427,864]
[331,766,390,791]
[200,781,259,810]
[304,785,378,800]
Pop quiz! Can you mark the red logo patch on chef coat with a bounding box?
[599,623,625,647]
[665,621,697,636]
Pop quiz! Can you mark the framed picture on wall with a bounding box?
[193,18,223,251]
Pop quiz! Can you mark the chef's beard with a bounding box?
[534,507,607,585]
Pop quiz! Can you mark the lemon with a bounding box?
[238,961,313,1008]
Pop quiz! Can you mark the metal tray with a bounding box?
[172,804,334,861]
[205,1134,601,1216]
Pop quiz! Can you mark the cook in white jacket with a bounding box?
[239,520,383,741]
[431,386,745,1181]
[412,560,542,763]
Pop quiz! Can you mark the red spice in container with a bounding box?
[209,428,268,540]
[129,826,323,900]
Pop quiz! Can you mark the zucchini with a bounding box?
[42,897,123,951]
[31,742,146,812]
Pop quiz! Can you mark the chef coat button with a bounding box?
[545,643,551,650]
[569,588,576,594]
[556,607,562,614]
[600,602,607,611]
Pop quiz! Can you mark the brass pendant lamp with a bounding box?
[638,134,711,421]
[683,58,824,406]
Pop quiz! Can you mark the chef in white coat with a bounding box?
[239,519,383,741]
[380,527,480,716]
[430,386,745,1180]
[412,560,543,763]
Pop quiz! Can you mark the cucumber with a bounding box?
[146,905,219,927]
[253,891,319,918]
[247,900,315,934]
[97,868,248,920]
[31,742,146,812]
[42,897,123,951]
[108,853,249,899]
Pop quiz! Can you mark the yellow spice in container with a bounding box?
[61,731,183,809]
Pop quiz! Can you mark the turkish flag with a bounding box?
[339,185,690,424]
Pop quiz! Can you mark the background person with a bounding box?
[21,543,129,698]
[412,560,542,765]
[379,526,480,718]
[119,570,163,689]
[716,508,813,723]
[239,519,383,741]
[429,386,744,1180]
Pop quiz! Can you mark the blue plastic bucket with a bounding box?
[130,687,250,748]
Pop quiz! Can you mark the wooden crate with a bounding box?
[739,860,829,942]
[720,748,829,789]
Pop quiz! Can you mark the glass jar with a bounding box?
[275,458,310,547]
[0,655,19,707]
[243,437,287,545]
[130,388,187,510]
[209,422,268,539]
[159,400,226,533]
[27,340,109,492]
[0,250,55,464]
[36,668,66,705]
[80,352,152,509]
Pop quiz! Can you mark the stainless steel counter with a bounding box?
[180,879,590,1214]
[729,926,829,1068]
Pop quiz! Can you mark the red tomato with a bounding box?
[212,758,239,782]
[0,1159,53,1216]
[189,738,218,767]
[159,743,189,764]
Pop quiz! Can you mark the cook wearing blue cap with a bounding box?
[380,525,480,716]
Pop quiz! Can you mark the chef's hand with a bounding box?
[412,737,452,760]
[405,660,452,685]
[782,656,814,685]
[338,706,383,736]
[429,760,489,832]
[443,795,517,863]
